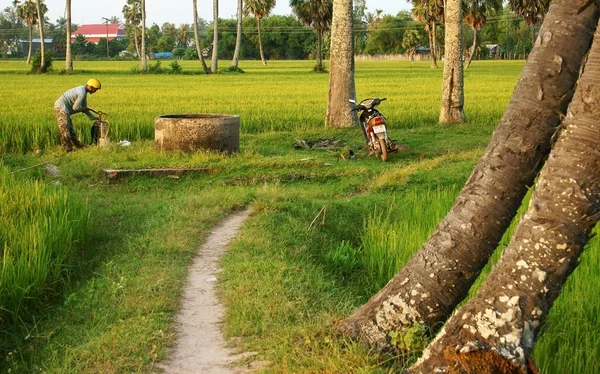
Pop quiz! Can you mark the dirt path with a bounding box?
[158,209,254,374]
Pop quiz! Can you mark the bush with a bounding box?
[31,50,53,73]
[169,60,183,74]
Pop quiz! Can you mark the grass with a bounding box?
[0,59,598,373]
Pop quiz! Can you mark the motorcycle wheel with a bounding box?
[378,138,388,161]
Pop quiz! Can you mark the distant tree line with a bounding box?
[1,2,545,61]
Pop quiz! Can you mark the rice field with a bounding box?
[0,59,598,373]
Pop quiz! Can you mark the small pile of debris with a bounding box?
[294,138,346,150]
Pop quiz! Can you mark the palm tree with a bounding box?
[176,24,191,48]
[337,0,600,353]
[109,16,121,24]
[231,0,243,68]
[211,0,218,73]
[122,0,142,58]
[290,0,333,72]
[13,0,45,64]
[509,0,550,43]
[408,23,600,371]
[463,0,502,68]
[34,0,45,71]
[65,0,72,72]
[411,0,443,68]
[192,0,211,74]
[439,0,465,124]
[141,0,146,71]
[401,29,421,63]
[244,0,276,66]
[325,0,357,128]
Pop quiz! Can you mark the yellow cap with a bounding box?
[87,78,101,89]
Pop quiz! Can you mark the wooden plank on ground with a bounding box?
[104,168,210,180]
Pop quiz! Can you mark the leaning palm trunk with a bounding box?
[325,0,357,128]
[35,0,45,71]
[408,20,600,372]
[337,0,600,352]
[431,21,438,68]
[465,27,477,69]
[256,17,267,66]
[231,0,242,68]
[439,0,465,124]
[192,0,211,74]
[65,0,72,72]
[26,24,32,64]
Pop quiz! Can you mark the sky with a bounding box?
[6,0,412,26]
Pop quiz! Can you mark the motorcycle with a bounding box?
[349,97,399,161]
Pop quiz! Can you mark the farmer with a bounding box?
[54,78,101,152]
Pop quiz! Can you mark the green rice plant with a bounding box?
[360,187,459,291]
[0,166,89,323]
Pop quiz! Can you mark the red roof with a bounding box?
[72,24,126,43]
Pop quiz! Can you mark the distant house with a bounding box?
[485,44,500,56]
[72,23,126,43]
[19,38,54,55]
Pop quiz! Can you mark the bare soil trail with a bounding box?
[158,209,256,374]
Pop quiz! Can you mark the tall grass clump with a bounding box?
[360,187,458,291]
[0,166,89,323]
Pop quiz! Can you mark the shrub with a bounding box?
[31,50,53,73]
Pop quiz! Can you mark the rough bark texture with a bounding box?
[65,0,72,72]
[439,0,465,124]
[211,0,219,73]
[325,0,358,128]
[337,0,600,352]
[407,18,600,372]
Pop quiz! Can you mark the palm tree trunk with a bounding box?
[211,0,218,73]
[337,0,600,352]
[439,0,465,124]
[257,17,267,66]
[408,22,600,372]
[133,28,140,58]
[27,24,32,64]
[192,0,211,74]
[325,0,357,128]
[465,26,476,69]
[35,0,45,72]
[231,0,242,68]
[141,0,147,71]
[431,21,438,68]
[316,32,323,70]
[65,0,72,72]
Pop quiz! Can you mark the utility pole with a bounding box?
[102,17,110,57]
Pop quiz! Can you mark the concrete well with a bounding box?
[155,114,240,153]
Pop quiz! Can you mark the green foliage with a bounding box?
[389,324,429,353]
[221,65,245,74]
[30,49,52,73]
[0,165,89,323]
[325,240,360,276]
[169,60,182,74]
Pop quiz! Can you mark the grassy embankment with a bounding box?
[0,59,597,373]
